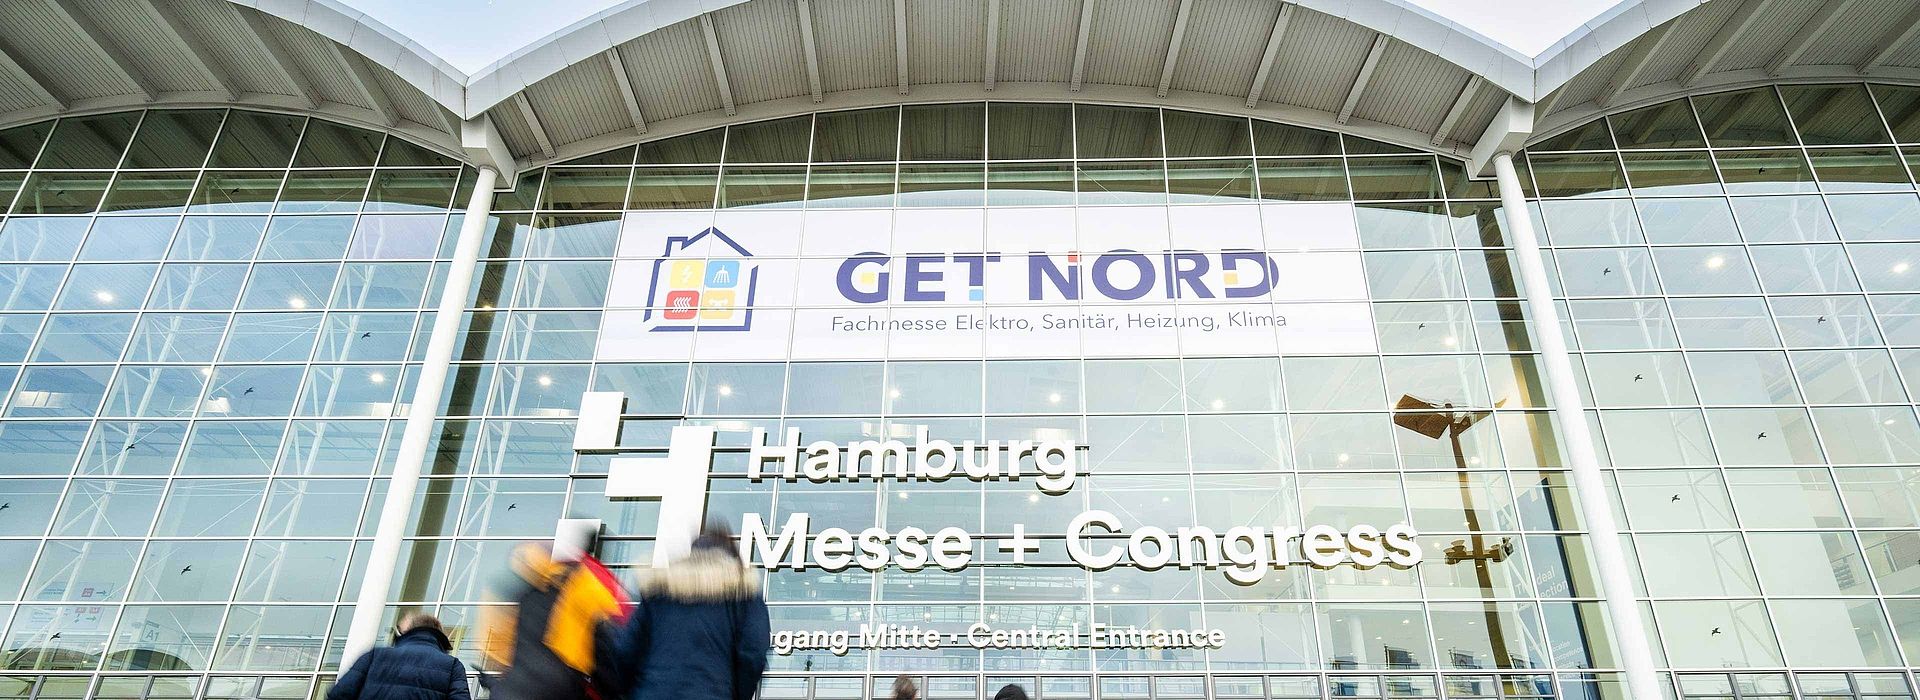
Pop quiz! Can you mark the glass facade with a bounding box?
[0,88,1916,700]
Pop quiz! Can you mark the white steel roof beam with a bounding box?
[1156,0,1194,98]
[984,0,1000,89]
[134,0,238,101]
[0,36,64,110]
[42,0,157,102]
[698,14,737,116]
[1597,22,1675,108]
[1681,0,1778,88]
[796,0,824,102]
[604,49,648,134]
[894,0,909,95]
[230,4,319,109]
[1068,0,1095,92]
[329,43,399,127]
[1338,34,1389,124]
[1768,0,1854,76]
[1152,0,1198,98]
[1245,3,1294,108]
[1861,3,1920,73]
[1432,75,1482,145]
[515,93,555,159]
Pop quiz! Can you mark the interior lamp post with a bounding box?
[1392,394,1514,670]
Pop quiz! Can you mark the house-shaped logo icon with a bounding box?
[641,227,757,332]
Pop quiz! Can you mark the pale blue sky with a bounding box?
[344,0,1622,76]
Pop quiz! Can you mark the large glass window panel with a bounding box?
[1705,408,1825,466]
[1714,149,1817,194]
[984,360,1079,413]
[130,540,244,602]
[1829,193,1920,241]
[24,539,141,601]
[1696,88,1797,147]
[1769,294,1879,347]
[989,104,1074,160]
[1610,100,1707,149]
[900,103,984,161]
[513,260,608,308]
[1076,160,1165,204]
[1527,154,1627,198]
[1365,251,1465,299]
[1791,349,1906,403]
[126,313,223,361]
[52,263,153,310]
[1347,157,1442,200]
[725,116,811,163]
[1553,248,1659,297]
[99,171,195,214]
[1616,469,1736,528]
[1599,409,1715,466]
[1836,467,1920,527]
[209,112,302,168]
[897,163,986,207]
[1726,468,1848,528]
[1651,600,1782,667]
[38,113,139,169]
[79,421,186,476]
[1636,532,1758,596]
[213,605,330,671]
[985,162,1074,205]
[1750,244,1859,294]
[807,164,895,207]
[1539,199,1642,245]
[1663,297,1770,349]
[1636,198,1737,243]
[293,121,382,167]
[540,168,629,210]
[201,365,303,417]
[1087,415,1188,471]
[1291,413,1395,470]
[1858,531,1920,594]
[276,170,369,213]
[0,475,62,530]
[151,479,265,537]
[1620,151,1720,196]
[0,313,36,360]
[147,263,245,310]
[718,165,806,208]
[189,170,284,213]
[1075,105,1161,159]
[1316,604,1431,669]
[627,167,717,209]
[1255,158,1349,201]
[1807,147,1911,191]
[1782,84,1891,145]
[296,365,400,417]
[103,604,224,671]
[0,217,89,262]
[170,216,266,259]
[240,262,338,310]
[12,171,109,214]
[1747,531,1872,596]
[0,121,50,168]
[364,168,457,212]
[1582,352,1695,406]
[101,366,205,418]
[51,479,163,537]
[1166,159,1255,201]
[81,216,178,261]
[332,263,430,310]
[1730,195,1838,242]
[884,361,983,414]
[1357,203,1450,248]
[811,107,898,162]
[1813,406,1920,465]
[1769,599,1901,667]
[5,365,111,417]
[122,110,222,168]
[1651,246,1759,295]
[221,312,320,362]
[1085,359,1180,412]
[348,214,442,260]
[277,421,386,477]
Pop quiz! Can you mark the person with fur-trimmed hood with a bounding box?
[611,520,770,700]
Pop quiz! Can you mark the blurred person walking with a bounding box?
[327,613,470,700]
[607,520,770,700]
[478,542,629,700]
[892,675,919,700]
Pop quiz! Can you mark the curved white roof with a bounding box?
[0,0,1909,169]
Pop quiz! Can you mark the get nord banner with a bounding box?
[598,203,1377,361]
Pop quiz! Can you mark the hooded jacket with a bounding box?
[327,628,471,700]
[614,548,770,700]
[479,544,628,700]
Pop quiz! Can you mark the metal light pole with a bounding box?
[1392,394,1513,669]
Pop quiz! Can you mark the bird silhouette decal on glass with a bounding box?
[179,565,192,575]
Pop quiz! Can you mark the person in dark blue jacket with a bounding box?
[328,614,472,700]
[612,521,770,700]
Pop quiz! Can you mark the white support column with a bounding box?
[1492,151,1664,700]
[340,164,500,670]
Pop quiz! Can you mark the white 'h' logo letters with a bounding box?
[575,391,715,566]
